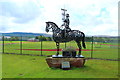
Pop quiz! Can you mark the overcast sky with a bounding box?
[0,0,119,36]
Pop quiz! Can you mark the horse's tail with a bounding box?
[81,32,86,48]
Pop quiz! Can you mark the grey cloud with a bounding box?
[0,1,41,23]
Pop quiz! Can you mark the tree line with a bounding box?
[35,36,52,41]
[3,36,53,41]
[85,37,118,43]
[3,36,118,43]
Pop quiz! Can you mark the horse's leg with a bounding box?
[76,41,82,56]
[56,42,59,56]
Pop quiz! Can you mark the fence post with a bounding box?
[40,36,43,56]
[65,42,66,48]
[20,36,22,54]
[91,36,94,58]
[2,36,4,53]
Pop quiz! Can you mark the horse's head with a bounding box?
[45,21,60,33]
[45,22,51,32]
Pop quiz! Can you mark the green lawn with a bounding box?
[2,54,119,78]
[3,41,119,60]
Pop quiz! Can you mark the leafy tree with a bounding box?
[9,36,19,41]
[35,36,53,41]
[35,36,46,41]
[46,37,53,41]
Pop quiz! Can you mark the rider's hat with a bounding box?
[66,14,69,17]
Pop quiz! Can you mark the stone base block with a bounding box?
[46,57,85,68]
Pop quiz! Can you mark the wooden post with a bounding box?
[40,36,43,56]
[91,36,94,58]
[20,36,22,54]
[2,36,4,53]
[65,42,66,48]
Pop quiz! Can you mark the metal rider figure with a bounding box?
[61,9,71,38]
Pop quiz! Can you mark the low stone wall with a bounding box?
[46,57,85,68]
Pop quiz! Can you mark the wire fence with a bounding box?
[1,35,119,60]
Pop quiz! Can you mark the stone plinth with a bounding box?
[46,57,85,68]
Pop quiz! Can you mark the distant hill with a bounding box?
[1,32,52,37]
[1,32,118,38]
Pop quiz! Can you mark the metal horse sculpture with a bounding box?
[45,21,86,56]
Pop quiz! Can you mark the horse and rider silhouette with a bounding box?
[45,21,86,57]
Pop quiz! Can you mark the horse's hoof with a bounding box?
[78,54,81,57]
[56,54,58,56]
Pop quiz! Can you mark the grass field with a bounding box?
[2,41,119,59]
[2,54,119,78]
[1,41,119,78]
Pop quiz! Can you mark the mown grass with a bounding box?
[3,41,118,59]
[2,54,119,78]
